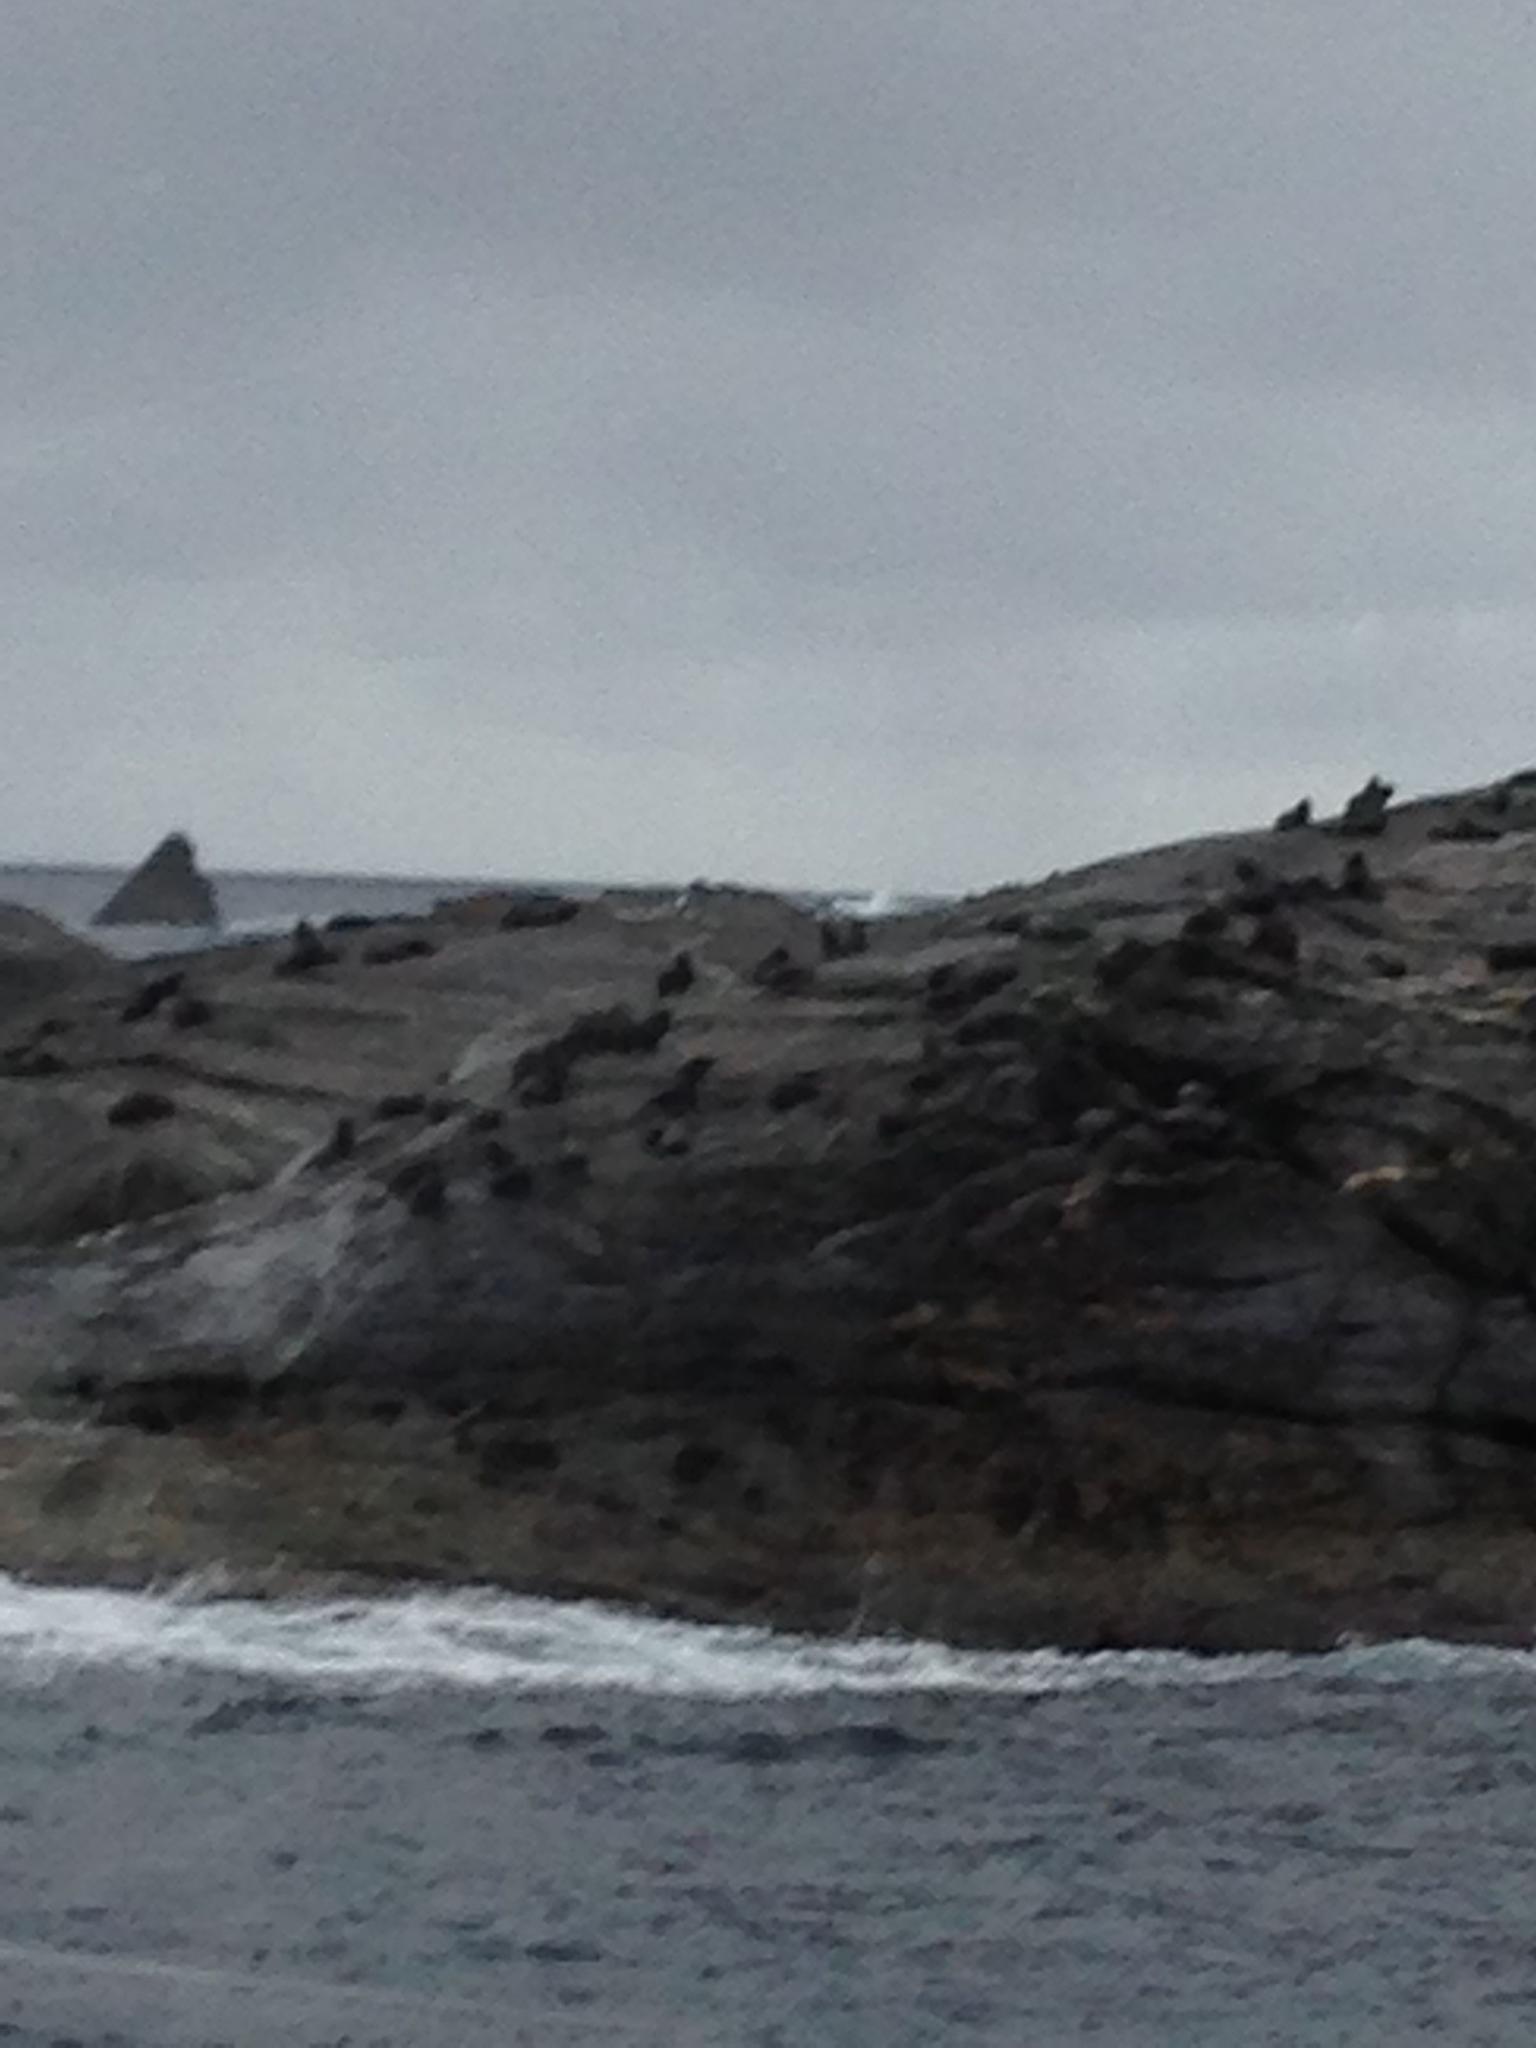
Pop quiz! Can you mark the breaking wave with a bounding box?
[0,1577,1527,1698]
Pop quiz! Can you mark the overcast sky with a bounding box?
[6,2,1536,890]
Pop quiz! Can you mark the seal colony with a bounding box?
[9,774,1536,1650]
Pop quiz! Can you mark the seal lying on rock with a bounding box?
[274,920,337,977]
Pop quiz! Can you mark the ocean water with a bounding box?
[0,862,925,963]
[0,1580,1524,2043]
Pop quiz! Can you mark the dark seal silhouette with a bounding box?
[1336,776,1394,838]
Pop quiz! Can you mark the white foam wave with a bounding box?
[0,1577,1527,1698]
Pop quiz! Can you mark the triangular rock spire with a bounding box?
[92,832,220,928]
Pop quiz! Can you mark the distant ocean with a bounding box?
[0,863,936,963]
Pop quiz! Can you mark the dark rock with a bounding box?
[768,1072,822,1112]
[92,833,219,928]
[3,1047,67,1078]
[387,1156,448,1217]
[672,1442,726,1486]
[926,960,1018,1019]
[512,1042,571,1107]
[273,921,337,978]
[488,1161,535,1200]
[954,1007,1032,1048]
[375,1094,427,1121]
[107,1090,176,1128]
[643,1122,692,1157]
[750,946,813,995]
[1037,918,1093,944]
[1248,910,1301,968]
[650,1056,714,1117]
[562,1005,673,1060]
[1487,941,1536,973]
[467,1108,504,1134]
[1335,775,1394,837]
[1095,938,1159,992]
[656,951,696,999]
[310,1117,356,1169]
[325,913,378,933]
[169,995,214,1030]
[1367,952,1408,980]
[1430,814,1504,843]
[1274,797,1313,832]
[1181,904,1230,940]
[1338,851,1382,902]
[498,895,581,932]
[362,936,438,966]
[120,973,184,1024]
[984,910,1033,937]
[819,919,870,961]
[478,1434,561,1481]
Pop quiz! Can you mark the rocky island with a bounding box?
[7,774,1536,1651]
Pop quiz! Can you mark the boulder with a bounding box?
[0,906,107,1020]
[92,833,219,927]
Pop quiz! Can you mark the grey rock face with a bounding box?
[92,833,219,927]
[0,906,106,1020]
[12,771,1536,1645]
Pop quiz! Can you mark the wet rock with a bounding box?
[1274,797,1313,832]
[1336,775,1394,837]
[1487,941,1536,973]
[92,832,219,928]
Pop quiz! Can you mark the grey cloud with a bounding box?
[5,2,1536,886]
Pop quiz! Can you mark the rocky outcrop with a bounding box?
[0,906,109,1023]
[92,833,219,928]
[15,773,1536,1645]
